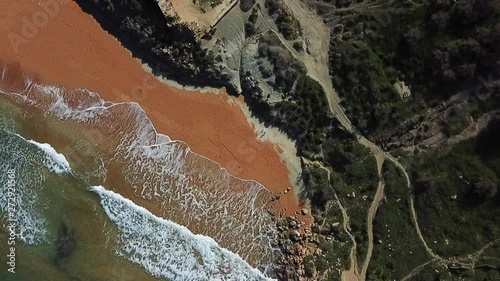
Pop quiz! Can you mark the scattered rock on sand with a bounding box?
[289,230,301,242]
[268,209,277,216]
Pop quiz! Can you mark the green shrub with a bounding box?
[265,0,302,40]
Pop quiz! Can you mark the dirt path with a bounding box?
[335,138,386,281]
[257,0,355,134]
[214,1,498,279]
[360,175,385,279]
[384,155,442,260]
[251,4,438,274]
[281,2,500,279]
[304,159,360,279]
[335,191,360,279]
[400,237,500,281]
[277,2,389,279]
[400,259,437,281]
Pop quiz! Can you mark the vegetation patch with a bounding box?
[240,0,256,12]
[273,75,332,155]
[265,0,302,40]
[368,162,431,281]
[328,0,500,141]
[299,164,352,280]
[312,126,378,265]
[408,118,500,257]
[442,104,472,137]
[197,0,224,10]
[258,31,306,91]
[330,26,421,138]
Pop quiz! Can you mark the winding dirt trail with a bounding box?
[314,161,361,280]
[386,150,500,278]
[213,0,498,279]
[277,2,423,280]
[276,2,386,280]
[360,175,385,279]
[304,158,361,279]
[279,2,500,280]
[400,259,437,281]
[384,155,442,260]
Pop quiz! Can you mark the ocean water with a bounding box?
[0,63,279,280]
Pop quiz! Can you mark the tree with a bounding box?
[413,177,433,195]
[240,0,256,12]
[471,180,498,200]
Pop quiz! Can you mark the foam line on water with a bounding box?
[10,133,72,174]
[26,139,71,174]
[1,74,280,266]
[91,185,276,281]
[1,78,273,190]
[0,130,51,244]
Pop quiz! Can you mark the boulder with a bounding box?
[289,230,301,242]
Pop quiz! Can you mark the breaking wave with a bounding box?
[0,130,71,244]
[0,62,280,278]
[25,138,72,174]
[92,185,274,281]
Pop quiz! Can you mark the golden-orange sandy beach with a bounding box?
[0,0,309,221]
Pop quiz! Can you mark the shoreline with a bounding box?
[0,63,280,267]
[0,0,309,221]
[141,60,309,214]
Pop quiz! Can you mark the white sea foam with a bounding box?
[45,87,109,122]
[7,132,71,174]
[107,101,279,265]
[91,185,275,281]
[0,129,77,243]
[1,78,279,268]
[0,130,49,244]
[26,139,71,174]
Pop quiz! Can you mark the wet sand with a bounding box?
[0,0,309,220]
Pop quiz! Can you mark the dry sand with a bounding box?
[0,0,308,220]
[161,0,237,32]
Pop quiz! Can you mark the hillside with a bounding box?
[73,0,500,280]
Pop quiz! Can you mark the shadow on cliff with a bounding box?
[73,0,237,94]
